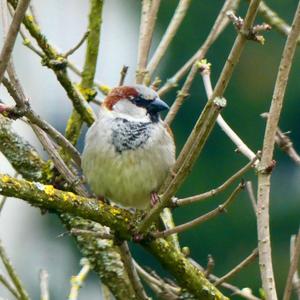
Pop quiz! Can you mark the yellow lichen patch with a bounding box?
[1,175,11,183]
[62,191,78,203]
[110,207,121,216]
[98,84,111,95]
[44,185,55,196]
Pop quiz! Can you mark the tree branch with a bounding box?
[65,0,103,145]
[0,239,30,300]
[256,2,300,299]
[0,0,31,83]
[0,172,228,300]
[153,183,244,238]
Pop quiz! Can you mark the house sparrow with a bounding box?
[81,85,175,209]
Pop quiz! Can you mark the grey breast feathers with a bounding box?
[111,118,153,153]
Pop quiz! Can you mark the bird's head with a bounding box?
[103,85,169,122]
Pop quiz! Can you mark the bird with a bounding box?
[81,84,176,209]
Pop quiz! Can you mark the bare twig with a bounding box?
[204,255,215,278]
[2,76,82,166]
[136,0,161,83]
[175,154,259,206]
[0,0,31,83]
[119,65,129,86]
[199,60,256,161]
[245,181,257,214]
[68,258,90,300]
[158,0,240,98]
[215,248,258,286]
[39,270,49,300]
[0,239,30,300]
[153,183,244,238]
[63,31,90,57]
[147,0,192,77]
[120,243,149,300]
[190,258,261,300]
[261,113,300,165]
[0,196,7,214]
[134,261,180,294]
[140,0,262,232]
[283,230,300,300]
[30,125,89,197]
[0,273,20,299]
[290,235,300,300]
[256,2,300,299]
[256,1,300,43]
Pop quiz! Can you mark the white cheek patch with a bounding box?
[113,99,148,121]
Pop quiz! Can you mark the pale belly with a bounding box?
[81,120,175,209]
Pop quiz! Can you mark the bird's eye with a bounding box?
[131,95,151,108]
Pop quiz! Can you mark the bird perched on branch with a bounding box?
[82,85,175,209]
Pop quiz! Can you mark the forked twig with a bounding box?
[147,0,192,77]
[153,183,244,238]
[0,239,30,300]
[68,258,91,300]
[175,154,259,206]
[215,248,258,286]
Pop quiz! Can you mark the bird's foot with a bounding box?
[150,192,160,207]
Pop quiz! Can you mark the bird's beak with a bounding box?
[148,97,169,113]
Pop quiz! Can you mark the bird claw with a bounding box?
[150,192,160,207]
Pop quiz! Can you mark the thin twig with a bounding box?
[147,0,192,77]
[39,270,49,300]
[0,273,20,299]
[153,183,244,238]
[68,258,90,300]
[256,0,300,44]
[204,255,215,278]
[164,0,238,124]
[119,65,129,86]
[215,248,258,286]
[261,113,300,165]
[2,76,82,167]
[175,152,259,206]
[63,31,90,57]
[257,2,300,299]
[133,260,181,294]
[290,235,300,300]
[189,258,261,300]
[119,243,149,300]
[0,239,30,300]
[65,0,103,145]
[0,0,31,83]
[0,196,7,214]
[136,0,161,84]
[158,0,240,98]
[283,229,300,300]
[245,181,257,214]
[199,60,256,161]
[31,125,89,197]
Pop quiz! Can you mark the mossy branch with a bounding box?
[66,0,103,145]
[0,173,227,300]
[0,115,137,299]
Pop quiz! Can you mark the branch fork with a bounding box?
[227,10,271,44]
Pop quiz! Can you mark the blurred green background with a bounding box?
[1,1,300,299]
